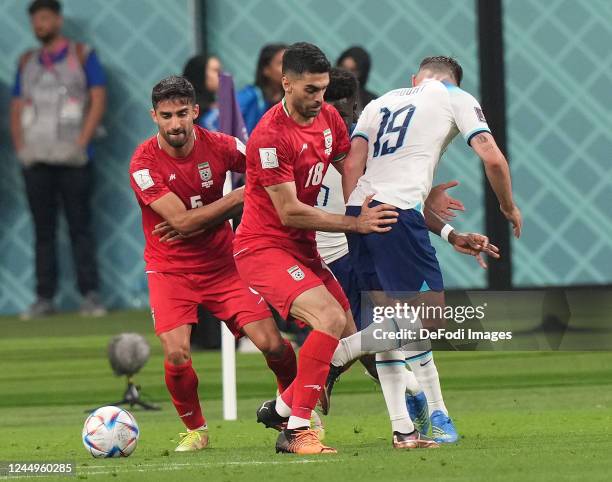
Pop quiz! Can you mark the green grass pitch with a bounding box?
[1,310,611,481]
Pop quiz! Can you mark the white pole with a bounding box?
[221,172,238,420]
[221,323,237,420]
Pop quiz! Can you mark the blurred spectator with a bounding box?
[10,0,107,319]
[237,43,286,133]
[337,46,378,111]
[182,54,222,131]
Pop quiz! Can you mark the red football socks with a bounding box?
[164,359,206,430]
[265,338,297,393]
[290,330,339,420]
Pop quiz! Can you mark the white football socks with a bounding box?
[331,334,362,367]
[404,368,421,395]
[275,393,291,418]
[405,350,448,415]
[331,313,418,367]
[286,416,311,430]
[376,350,415,434]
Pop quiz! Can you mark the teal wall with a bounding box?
[1,0,610,314]
[0,0,196,314]
[208,0,486,289]
[504,0,612,286]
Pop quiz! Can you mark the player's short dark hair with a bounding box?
[282,42,331,77]
[255,43,288,88]
[419,56,463,86]
[324,68,358,103]
[28,0,61,15]
[151,76,196,109]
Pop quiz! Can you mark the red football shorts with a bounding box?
[233,245,350,321]
[147,264,271,337]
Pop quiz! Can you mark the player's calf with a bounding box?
[243,319,297,393]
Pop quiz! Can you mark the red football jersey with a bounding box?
[235,101,350,255]
[129,125,245,273]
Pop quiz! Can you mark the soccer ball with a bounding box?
[82,406,139,458]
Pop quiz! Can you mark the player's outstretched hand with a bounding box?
[450,232,500,269]
[356,194,399,234]
[500,204,522,238]
[426,180,465,221]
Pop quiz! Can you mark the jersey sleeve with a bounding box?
[216,132,247,173]
[249,131,295,187]
[329,107,351,163]
[448,88,491,145]
[351,100,378,144]
[129,150,170,205]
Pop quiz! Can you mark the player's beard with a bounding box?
[299,101,322,119]
[163,129,189,148]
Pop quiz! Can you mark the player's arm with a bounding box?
[149,187,244,235]
[451,89,521,238]
[341,136,368,203]
[471,132,522,237]
[265,182,397,234]
[331,158,344,175]
[424,206,500,269]
[152,200,243,242]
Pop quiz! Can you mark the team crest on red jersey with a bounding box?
[198,162,214,188]
[323,128,333,156]
[287,265,305,281]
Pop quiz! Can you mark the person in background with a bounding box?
[182,54,222,131]
[238,43,287,134]
[10,0,107,319]
[336,46,378,112]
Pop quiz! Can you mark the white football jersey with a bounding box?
[315,165,349,264]
[347,79,490,209]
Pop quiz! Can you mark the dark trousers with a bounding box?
[23,163,99,299]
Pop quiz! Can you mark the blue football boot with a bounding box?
[430,410,459,443]
[406,391,430,435]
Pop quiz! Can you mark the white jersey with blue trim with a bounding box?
[347,78,490,210]
[315,165,349,264]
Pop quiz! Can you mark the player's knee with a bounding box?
[165,346,190,366]
[264,337,287,358]
[252,332,285,357]
[315,304,346,337]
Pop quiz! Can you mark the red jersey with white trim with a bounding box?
[235,101,350,256]
[129,125,246,273]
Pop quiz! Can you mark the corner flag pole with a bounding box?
[221,172,238,421]
[218,71,248,421]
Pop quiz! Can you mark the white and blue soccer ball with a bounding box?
[82,406,139,458]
